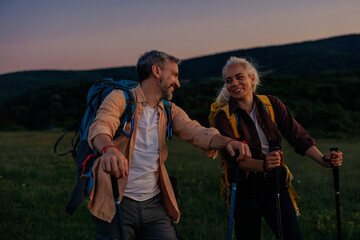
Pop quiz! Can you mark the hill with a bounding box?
[179,34,360,80]
[0,34,359,137]
[0,34,359,104]
[0,67,137,104]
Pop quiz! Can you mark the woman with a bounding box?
[214,57,343,240]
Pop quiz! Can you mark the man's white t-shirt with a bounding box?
[124,105,161,201]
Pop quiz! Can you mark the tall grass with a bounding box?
[0,131,359,239]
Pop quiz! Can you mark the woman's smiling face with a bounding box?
[224,64,255,101]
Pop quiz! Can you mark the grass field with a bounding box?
[0,131,359,239]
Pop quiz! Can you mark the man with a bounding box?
[87,50,251,240]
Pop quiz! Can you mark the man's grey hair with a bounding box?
[136,50,180,82]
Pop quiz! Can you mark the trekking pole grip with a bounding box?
[111,175,120,201]
[329,147,341,240]
[330,147,339,152]
[269,146,281,181]
[330,147,339,166]
[269,146,281,169]
[330,147,340,191]
[110,175,125,240]
[269,146,280,152]
[228,150,240,183]
[329,147,340,194]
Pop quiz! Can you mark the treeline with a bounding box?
[0,80,92,130]
[0,67,137,103]
[1,34,359,137]
[257,70,360,137]
[174,70,360,138]
[1,34,359,104]
[1,69,359,138]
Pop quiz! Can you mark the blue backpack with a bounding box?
[54,78,173,215]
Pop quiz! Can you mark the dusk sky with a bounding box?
[0,0,359,74]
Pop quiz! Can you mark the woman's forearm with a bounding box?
[238,158,265,172]
[305,146,327,167]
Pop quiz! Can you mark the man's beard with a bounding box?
[160,79,173,101]
[161,86,173,101]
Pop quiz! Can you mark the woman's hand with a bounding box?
[323,151,343,167]
[264,150,283,171]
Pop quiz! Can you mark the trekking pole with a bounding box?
[227,150,240,240]
[110,175,125,240]
[270,147,283,240]
[329,147,342,240]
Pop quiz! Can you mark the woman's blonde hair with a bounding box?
[216,57,261,107]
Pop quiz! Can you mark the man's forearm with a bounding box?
[209,134,231,149]
[92,134,114,153]
[210,134,251,161]
[91,133,128,178]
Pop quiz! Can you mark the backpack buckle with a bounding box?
[121,119,134,137]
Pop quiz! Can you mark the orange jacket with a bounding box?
[87,85,219,223]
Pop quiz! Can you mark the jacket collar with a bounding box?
[133,84,166,110]
[228,93,263,114]
[133,84,146,103]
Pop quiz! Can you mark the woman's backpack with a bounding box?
[208,95,300,215]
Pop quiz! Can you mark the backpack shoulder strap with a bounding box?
[208,102,240,139]
[161,99,173,139]
[115,89,135,138]
[120,89,135,124]
[257,95,301,214]
[212,104,240,212]
[221,105,240,139]
[209,102,219,128]
[257,95,275,123]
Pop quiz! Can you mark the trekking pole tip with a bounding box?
[330,147,339,152]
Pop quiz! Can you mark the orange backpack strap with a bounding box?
[209,102,240,139]
[256,96,301,215]
[209,103,241,212]
[257,95,275,123]
[222,105,240,139]
[209,102,219,127]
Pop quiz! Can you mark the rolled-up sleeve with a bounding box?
[171,103,219,150]
[87,90,126,149]
[269,95,316,155]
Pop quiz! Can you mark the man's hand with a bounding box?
[92,134,129,178]
[99,147,129,179]
[225,139,251,161]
